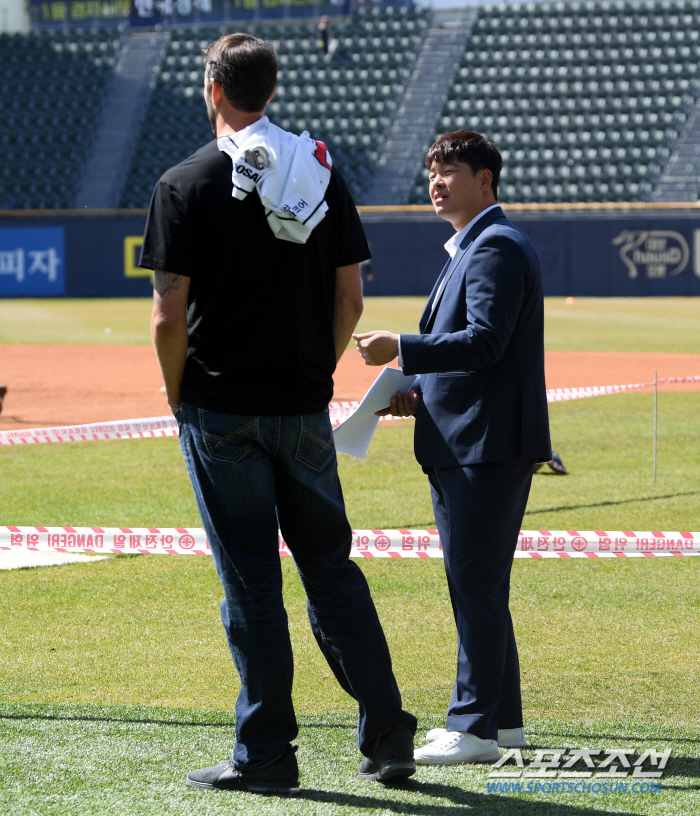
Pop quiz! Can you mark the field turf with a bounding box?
[1,297,699,814]
[2,393,698,530]
[2,295,700,352]
[1,703,698,815]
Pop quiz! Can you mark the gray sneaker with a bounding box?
[358,723,416,783]
[186,745,300,795]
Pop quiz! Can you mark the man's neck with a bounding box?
[451,200,497,233]
[216,110,265,138]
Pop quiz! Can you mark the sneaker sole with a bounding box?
[247,783,301,795]
[186,778,300,795]
[358,759,416,782]
[426,730,529,749]
[415,750,502,766]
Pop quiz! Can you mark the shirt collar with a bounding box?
[444,204,500,258]
[222,115,269,150]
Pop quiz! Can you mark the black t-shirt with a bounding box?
[140,138,370,415]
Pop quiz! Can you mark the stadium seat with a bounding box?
[409,0,700,204]
[0,29,122,210]
[120,8,431,206]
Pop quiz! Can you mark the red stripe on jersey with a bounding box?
[313,140,331,170]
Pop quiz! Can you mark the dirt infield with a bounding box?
[1,343,699,431]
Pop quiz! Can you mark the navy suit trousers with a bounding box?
[427,458,535,740]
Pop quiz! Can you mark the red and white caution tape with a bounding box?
[547,375,700,403]
[514,529,699,557]
[547,383,649,402]
[0,416,177,446]
[1,527,698,559]
[0,405,406,446]
[1,376,698,447]
[655,375,700,384]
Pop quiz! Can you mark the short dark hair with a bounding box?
[204,33,278,113]
[425,130,502,201]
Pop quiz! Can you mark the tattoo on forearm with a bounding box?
[154,271,182,297]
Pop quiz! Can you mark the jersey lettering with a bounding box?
[235,164,261,183]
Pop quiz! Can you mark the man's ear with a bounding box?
[479,168,494,192]
[210,78,226,108]
[267,85,276,104]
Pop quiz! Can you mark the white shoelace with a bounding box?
[430,731,466,752]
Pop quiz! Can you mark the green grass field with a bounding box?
[2,394,698,530]
[1,297,699,814]
[2,295,700,352]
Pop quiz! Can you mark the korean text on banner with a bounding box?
[0,227,65,296]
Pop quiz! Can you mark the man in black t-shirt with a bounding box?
[141,33,416,795]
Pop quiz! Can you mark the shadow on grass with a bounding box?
[379,488,700,529]
[660,784,700,791]
[0,712,234,728]
[525,489,700,516]
[0,704,236,729]
[0,707,357,732]
[526,729,700,782]
[297,782,639,815]
[538,727,700,746]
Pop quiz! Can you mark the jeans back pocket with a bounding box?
[295,414,335,472]
[200,411,259,464]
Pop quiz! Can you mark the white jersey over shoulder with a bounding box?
[217,116,333,244]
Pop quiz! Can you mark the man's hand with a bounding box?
[353,331,399,366]
[376,388,420,417]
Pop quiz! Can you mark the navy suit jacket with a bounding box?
[401,206,551,468]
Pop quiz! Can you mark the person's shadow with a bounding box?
[296,722,700,812]
[540,726,700,791]
[296,781,641,815]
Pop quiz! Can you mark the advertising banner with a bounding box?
[3,209,700,297]
[0,227,65,296]
[516,216,700,297]
[129,0,349,27]
[30,0,130,28]
[359,210,700,297]
[30,0,347,28]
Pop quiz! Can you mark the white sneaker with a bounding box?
[414,731,502,765]
[425,726,529,749]
[497,727,529,748]
[425,727,447,742]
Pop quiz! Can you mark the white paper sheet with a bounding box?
[333,367,416,458]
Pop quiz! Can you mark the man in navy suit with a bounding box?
[355,131,551,765]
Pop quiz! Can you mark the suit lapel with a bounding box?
[424,242,470,330]
[419,256,452,333]
[422,206,505,334]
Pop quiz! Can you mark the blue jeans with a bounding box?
[177,403,415,766]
